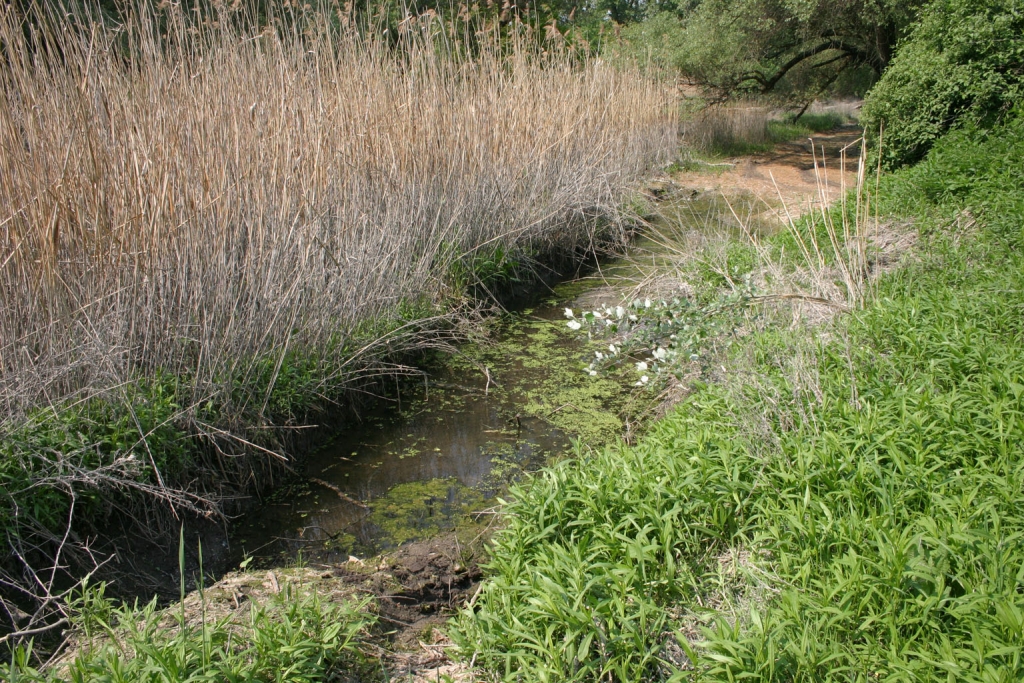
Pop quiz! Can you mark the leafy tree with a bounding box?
[614,0,920,100]
[862,0,1024,167]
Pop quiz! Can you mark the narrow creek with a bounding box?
[229,272,643,568]
[225,117,864,572]
[227,189,771,571]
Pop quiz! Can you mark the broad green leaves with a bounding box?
[452,111,1024,681]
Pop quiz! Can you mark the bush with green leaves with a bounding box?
[451,112,1024,681]
[862,0,1024,168]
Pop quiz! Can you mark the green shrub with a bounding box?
[0,377,190,533]
[789,111,847,132]
[862,0,1024,167]
[452,108,1024,682]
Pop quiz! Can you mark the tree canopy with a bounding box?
[612,0,921,98]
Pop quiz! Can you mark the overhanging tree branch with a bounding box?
[739,38,869,92]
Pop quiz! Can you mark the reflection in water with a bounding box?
[232,196,737,567]
[232,304,583,565]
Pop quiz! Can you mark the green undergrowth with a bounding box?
[2,551,378,683]
[0,297,449,542]
[0,229,611,572]
[451,114,1024,680]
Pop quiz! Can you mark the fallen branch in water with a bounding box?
[310,478,370,509]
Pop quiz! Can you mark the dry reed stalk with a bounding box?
[681,102,770,153]
[783,134,870,309]
[0,3,676,428]
[628,129,874,322]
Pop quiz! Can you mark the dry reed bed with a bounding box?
[0,6,675,430]
[681,102,772,151]
[0,6,674,628]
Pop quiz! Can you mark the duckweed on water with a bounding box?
[467,315,636,445]
[368,478,485,547]
[233,268,653,563]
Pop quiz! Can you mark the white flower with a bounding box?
[615,306,626,319]
[592,310,603,319]
[589,370,598,376]
[640,375,649,384]
[628,314,638,322]
[567,320,582,330]
[636,361,648,372]
[608,344,617,354]
[564,307,575,319]
[595,351,604,360]
[644,298,652,308]
[653,347,667,360]
[689,353,700,361]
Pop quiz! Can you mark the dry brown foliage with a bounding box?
[0,4,675,423]
[0,3,676,641]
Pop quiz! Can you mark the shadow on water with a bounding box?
[231,283,621,567]
[228,192,768,569]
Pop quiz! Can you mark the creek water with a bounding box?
[228,193,760,568]
[229,275,635,567]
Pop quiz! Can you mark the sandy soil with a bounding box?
[670,125,866,223]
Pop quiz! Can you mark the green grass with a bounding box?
[3,586,376,683]
[689,111,849,160]
[2,537,378,683]
[789,111,848,133]
[450,113,1024,681]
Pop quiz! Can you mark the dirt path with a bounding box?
[671,125,866,222]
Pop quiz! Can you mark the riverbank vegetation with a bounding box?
[3,535,380,682]
[449,3,1024,679]
[0,0,675,642]
[861,0,1024,167]
[4,0,1023,679]
[452,78,1024,683]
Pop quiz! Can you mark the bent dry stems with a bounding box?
[0,2,676,642]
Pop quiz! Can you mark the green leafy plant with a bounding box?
[452,107,1024,683]
[2,534,377,682]
[862,0,1024,167]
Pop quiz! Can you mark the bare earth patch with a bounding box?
[673,125,865,221]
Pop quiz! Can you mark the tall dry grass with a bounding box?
[680,101,770,152]
[0,4,676,431]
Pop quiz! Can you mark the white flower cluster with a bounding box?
[565,299,687,387]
